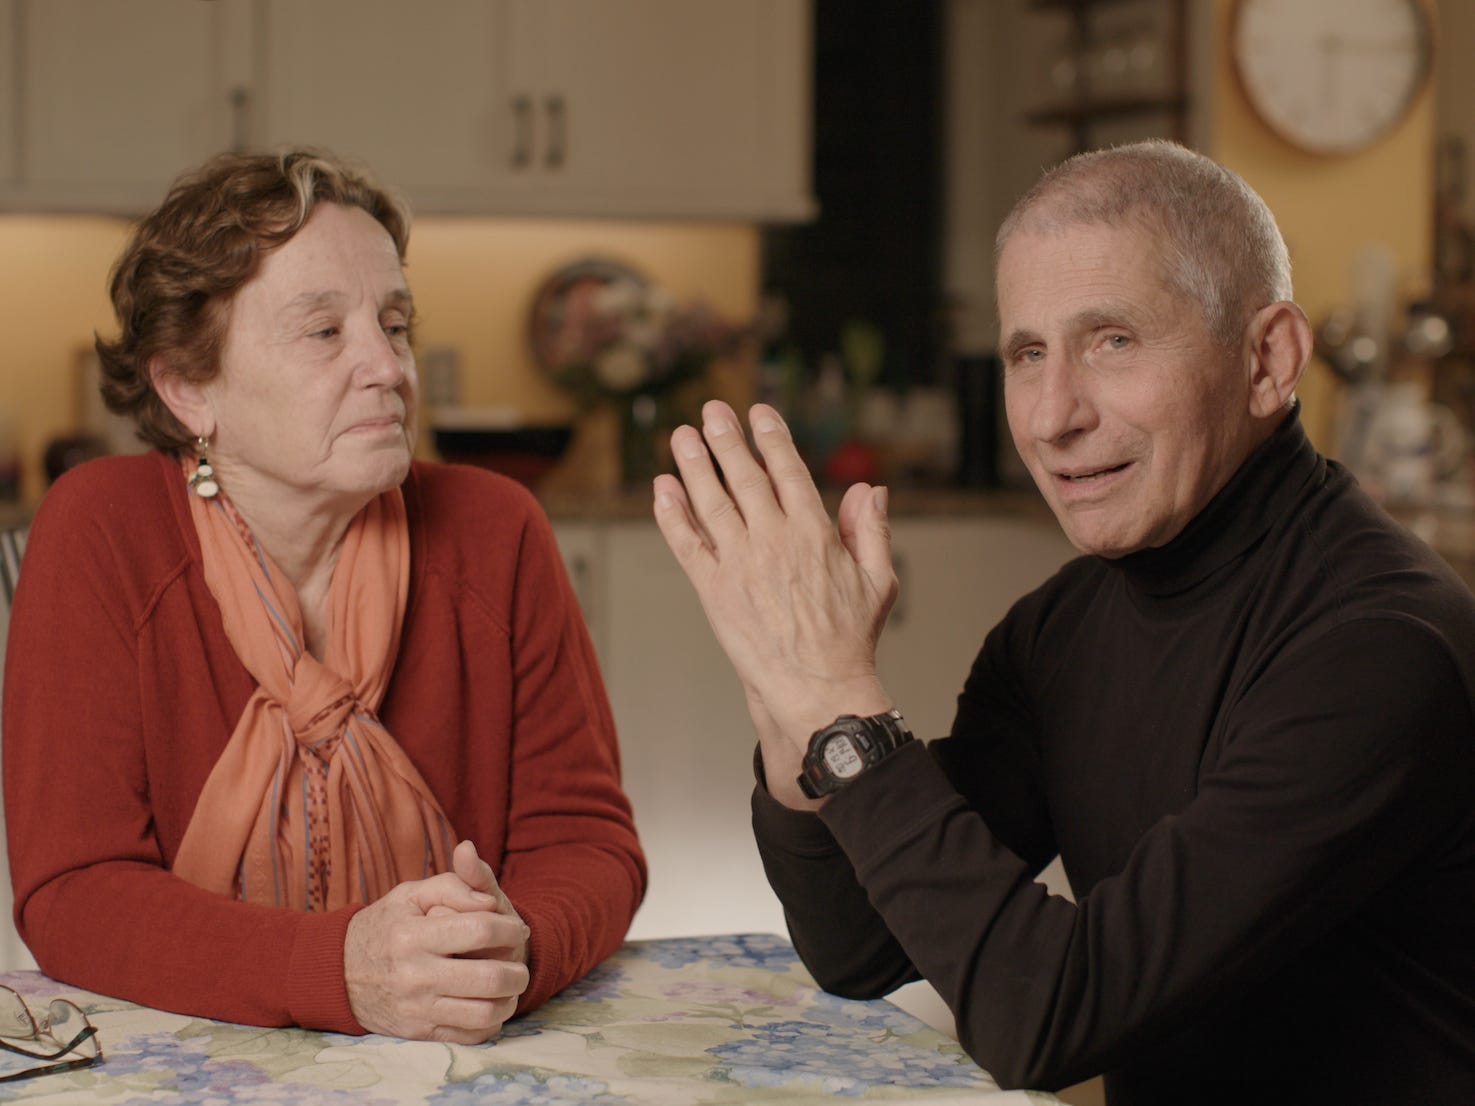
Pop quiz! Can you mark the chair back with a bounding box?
[0,530,22,609]
[0,528,37,970]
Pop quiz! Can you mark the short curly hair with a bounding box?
[96,148,412,453]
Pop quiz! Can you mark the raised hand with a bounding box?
[652,400,898,807]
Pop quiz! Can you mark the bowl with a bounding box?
[430,409,574,489]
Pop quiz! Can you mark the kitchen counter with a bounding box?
[537,483,1057,523]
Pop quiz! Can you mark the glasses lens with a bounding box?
[44,1002,97,1061]
[0,990,35,1042]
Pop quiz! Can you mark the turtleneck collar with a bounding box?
[1108,404,1326,598]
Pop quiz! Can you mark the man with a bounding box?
[652,141,1475,1104]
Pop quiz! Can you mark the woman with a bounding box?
[1,149,645,1042]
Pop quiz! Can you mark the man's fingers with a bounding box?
[653,472,718,571]
[669,419,749,544]
[748,404,826,519]
[699,401,783,526]
[837,483,896,602]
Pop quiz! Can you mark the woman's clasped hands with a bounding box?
[344,840,529,1043]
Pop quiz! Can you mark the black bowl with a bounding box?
[432,424,574,488]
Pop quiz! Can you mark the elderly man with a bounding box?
[653,141,1475,1105]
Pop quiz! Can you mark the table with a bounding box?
[0,933,1059,1104]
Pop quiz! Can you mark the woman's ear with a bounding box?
[1244,301,1313,419]
[148,355,213,440]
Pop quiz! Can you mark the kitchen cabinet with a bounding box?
[260,0,813,220]
[0,0,813,220]
[495,0,814,221]
[2,0,251,212]
[0,2,15,188]
[254,0,516,203]
[550,509,1076,940]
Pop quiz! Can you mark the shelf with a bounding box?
[1023,0,1187,153]
[1026,92,1186,128]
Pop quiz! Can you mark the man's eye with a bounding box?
[1105,334,1131,349]
[312,326,340,339]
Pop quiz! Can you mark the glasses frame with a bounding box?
[0,986,102,1084]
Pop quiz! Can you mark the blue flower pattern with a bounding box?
[708,1019,985,1098]
[428,1071,633,1106]
[0,939,1010,1104]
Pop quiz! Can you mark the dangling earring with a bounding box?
[189,435,220,498]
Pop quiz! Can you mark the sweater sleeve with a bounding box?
[495,501,646,1012]
[2,475,366,1032]
[804,615,1475,1090]
[752,609,1059,1003]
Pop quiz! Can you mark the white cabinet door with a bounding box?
[597,522,787,940]
[13,0,247,212]
[550,519,606,657]
[510,0,814,220]
[254,0,522,204]
[877,517,1076,744]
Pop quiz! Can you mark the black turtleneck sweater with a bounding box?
[753,409,1475,1105]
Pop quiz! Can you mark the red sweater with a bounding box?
[2,451,645,1032]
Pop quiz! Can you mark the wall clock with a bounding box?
[1231,0,1433,155]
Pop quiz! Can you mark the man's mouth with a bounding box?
[1059,462,1130,482]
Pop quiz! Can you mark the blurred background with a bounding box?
[0,3,1464,1100]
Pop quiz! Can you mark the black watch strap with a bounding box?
[798,708,914,798]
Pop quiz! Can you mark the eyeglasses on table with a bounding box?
[0,984,102,1083]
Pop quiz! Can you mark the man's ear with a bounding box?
[1244,301,1313,419]
[148,355,213,440]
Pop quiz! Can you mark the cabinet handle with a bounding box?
[229,86,252,154]
[510,94,533,168]
[544,94,566,169]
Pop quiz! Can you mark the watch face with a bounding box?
[821,734,865,780]
[1231,0,1431,156]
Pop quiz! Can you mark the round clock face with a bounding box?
[1232,0,1432,155]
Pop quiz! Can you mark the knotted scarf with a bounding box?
[172,466,454,910]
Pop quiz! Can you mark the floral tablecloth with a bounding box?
[0,933,1058,1104]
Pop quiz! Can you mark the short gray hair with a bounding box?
[995,140,1292,347]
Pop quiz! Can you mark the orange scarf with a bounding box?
[172,469,453,910]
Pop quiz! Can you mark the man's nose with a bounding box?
[1029,355,1094,444]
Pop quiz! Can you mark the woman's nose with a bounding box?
[358,325,408,387]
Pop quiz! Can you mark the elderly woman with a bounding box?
[1,149,645,1042]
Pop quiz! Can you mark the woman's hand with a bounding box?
[653,401,898,808]
[344,841,530,1042]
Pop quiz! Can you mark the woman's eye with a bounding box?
[311,326,340,340]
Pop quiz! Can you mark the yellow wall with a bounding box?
[0,215,759,506]
[1206,0,1436,452]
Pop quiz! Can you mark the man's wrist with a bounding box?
[767,677,895,755]
[797,708,915,799]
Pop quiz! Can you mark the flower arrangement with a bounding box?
[541,271,741,406]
